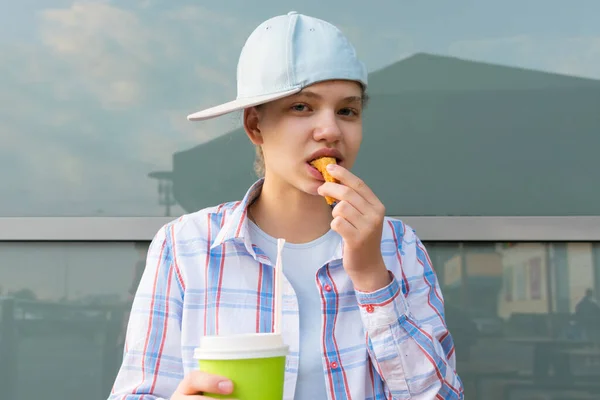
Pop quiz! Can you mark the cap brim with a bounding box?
[187,87,302,121]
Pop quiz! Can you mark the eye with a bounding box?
[291,103,310,112]
[338,108,359,117]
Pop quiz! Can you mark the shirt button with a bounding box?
[330,361,338,369]
[365,304,375,313]
[324,284,332,292]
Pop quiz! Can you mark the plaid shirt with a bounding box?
[110,180,463,400]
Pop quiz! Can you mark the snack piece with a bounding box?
[310,156,339,205]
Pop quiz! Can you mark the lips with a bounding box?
[306,148,343,164]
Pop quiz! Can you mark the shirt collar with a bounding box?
[210,178,344,262]
[210,178,263,253]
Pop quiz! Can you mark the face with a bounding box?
[244,80,364,197]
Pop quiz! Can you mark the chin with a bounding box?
[266,169,322,196]
[286,176,318,196]
[304,178,324,196]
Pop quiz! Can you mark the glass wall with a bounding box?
[1,241,599,399]
[2,0,600,216]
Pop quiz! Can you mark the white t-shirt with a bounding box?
[248,220,341,400]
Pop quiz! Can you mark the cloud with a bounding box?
[448,35,600,80]
[0,1,252,216]
[35,1,251,124]
[39,3,150,108]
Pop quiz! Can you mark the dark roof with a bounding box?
[368,53,600,94]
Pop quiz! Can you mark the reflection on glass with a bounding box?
[2,1,600,216]
[1,241,599,399]
[0,242,149,400]
[429,242,600,400]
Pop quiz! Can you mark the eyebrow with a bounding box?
[295,91,363,104]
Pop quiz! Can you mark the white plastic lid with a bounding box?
[194,332,289,360]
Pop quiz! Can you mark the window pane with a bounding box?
[426,241,600,399]
[1,241,599,399]
[3,1,600,216]
[0,242,149,400]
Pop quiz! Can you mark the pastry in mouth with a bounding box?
[310,156,339,205]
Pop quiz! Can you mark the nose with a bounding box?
[312,110,342,143]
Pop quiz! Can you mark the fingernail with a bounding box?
[218,380,233,393]
[326,164,335,171]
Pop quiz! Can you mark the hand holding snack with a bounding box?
[315,162,391,292]
[310,156,339,205]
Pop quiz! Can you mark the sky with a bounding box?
[1,0,599,216]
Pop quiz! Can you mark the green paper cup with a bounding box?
[194,333,289,399]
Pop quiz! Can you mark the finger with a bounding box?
[332,200,365,230]
[325,164,380,206]
[331,215,359,243]
[319,182,370,214]
[177,371,234,396]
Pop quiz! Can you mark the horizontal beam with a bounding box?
[0,216,599,242]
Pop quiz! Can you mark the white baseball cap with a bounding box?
[187,11,368,121]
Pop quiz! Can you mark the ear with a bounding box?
[243,107,263,145]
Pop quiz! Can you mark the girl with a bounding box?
[110,11,463,400]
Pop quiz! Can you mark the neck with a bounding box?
[249,176,333,244]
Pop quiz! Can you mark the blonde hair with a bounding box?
[252,86,369,178]
[254,145,266,177]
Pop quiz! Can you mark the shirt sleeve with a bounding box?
[355,223,464,400]
[108,224,186,400]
